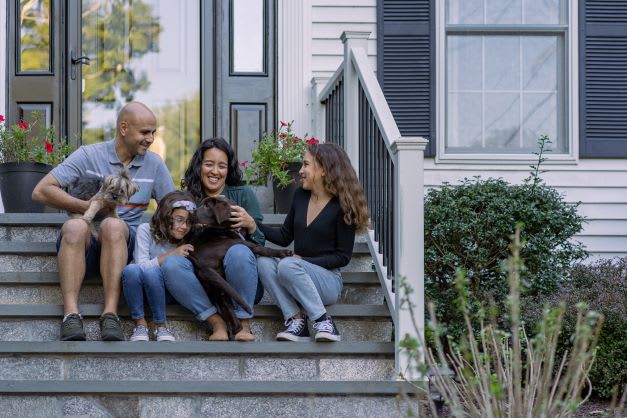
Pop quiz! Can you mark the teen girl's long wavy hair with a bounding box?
[308,143,369,232]
[151,190,196,244]
[180,138,244,202]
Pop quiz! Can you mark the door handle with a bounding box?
[70,49,91,80]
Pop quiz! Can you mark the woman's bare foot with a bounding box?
[234,319,256,342]
[207,314,228,341]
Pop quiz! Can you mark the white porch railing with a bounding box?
[315,31,428,379]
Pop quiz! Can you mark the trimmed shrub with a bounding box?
[424,177,587,339]
[523,258,627,398]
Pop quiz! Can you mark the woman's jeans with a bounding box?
[161,244,261,320]
[257,256,342,321]
[122,264,173,324]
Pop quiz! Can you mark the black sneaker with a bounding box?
[60,313,86,341]
[99,312,125,341]
[276,315,310,342]
[313,316,341,342]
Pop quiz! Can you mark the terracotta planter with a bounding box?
[0,162,52,213]
[273,162,302,214]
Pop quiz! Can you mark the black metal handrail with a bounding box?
[322,74,344,148]
[358,81,395,283]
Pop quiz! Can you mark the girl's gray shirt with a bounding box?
[132,223,177,271]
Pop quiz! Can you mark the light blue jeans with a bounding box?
[162,244,260,320]
[257,256,342,321]
[122,264,172,324]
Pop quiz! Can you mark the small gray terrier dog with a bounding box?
[68,168,139,224]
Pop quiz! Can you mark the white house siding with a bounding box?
[0,1,6,213]
[277,0,377,137]
[424,159,627,261]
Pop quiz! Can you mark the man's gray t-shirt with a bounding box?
[50,140,175,227]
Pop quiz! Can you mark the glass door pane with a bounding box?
[81,0,200,185]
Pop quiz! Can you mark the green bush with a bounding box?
[523,258,627,398]
[424,176,587,339]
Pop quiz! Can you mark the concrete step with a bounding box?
[0,383,421,418]
[0,271,384,305]
[0,304,393,342]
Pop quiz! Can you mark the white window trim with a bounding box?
[0,4,5,118]
[435,0,579,164]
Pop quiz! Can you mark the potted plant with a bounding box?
[0,114,73,213]
[243,121,319,213]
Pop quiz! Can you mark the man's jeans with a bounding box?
[122,264,172,324]
[257,256,342,321]
[162,244,261,320]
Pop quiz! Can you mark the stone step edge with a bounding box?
[0,380,425,395]
[0,271,379,285]
[0,213,287,226]
[0,304,391,319]
[0,241,370,255]
[0,341,393,355]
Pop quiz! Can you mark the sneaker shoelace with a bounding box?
[284,318,305,334]
[156,327,172,336]
[313,319,334,334]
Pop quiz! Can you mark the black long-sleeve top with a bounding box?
[258,188,356,270]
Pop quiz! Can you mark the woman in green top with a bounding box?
[162,138,264,342]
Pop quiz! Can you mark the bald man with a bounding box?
[33,102,175,341]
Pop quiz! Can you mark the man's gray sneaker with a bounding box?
[276,315,310,342]
[156,326,176,342]
[60,313,86,341]
[130,325,149,342]
[99,312,125,341]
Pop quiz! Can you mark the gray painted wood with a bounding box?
[0,304,390,318]
[0,341,393,354]
[0,380,423,394]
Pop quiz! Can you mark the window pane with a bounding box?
[485,92,520,150]
[486,0,522,24]
[523,93,560,151]
[19,0,51,72]
[524,0,563,24]
[447,0,484,24]
[447,37,482,90]
[523,36,557,91]
[232,0,265,73]
[485,36,520,90]
[446,93,483,151]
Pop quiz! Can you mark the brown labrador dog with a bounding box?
[187,195,292,337]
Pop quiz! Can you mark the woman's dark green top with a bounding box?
[221,185,265,245]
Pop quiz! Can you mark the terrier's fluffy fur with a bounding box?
[68,168,139,223]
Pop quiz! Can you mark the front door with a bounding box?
[6,0,276,186]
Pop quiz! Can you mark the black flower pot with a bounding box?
[0,162,52,213]
[273,162,302,214]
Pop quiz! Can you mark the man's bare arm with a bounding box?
[32,173,90,214]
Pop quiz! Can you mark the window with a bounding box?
[443,0,569,157]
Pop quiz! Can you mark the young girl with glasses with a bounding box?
[122,190,196,341]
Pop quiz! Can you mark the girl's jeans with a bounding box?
[257,256,342,321]
[122,264,172,324]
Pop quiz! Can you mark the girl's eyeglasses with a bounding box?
[170,216,192,227]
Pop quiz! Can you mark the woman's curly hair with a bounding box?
[180,137,244,202]
[151,190,196,243]
[307,143,369,232]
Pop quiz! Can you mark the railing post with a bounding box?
[391,136,429,381]
[340,31,370,171]
[310,76,329,139]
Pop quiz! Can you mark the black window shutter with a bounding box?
[377,0,435,157]
[580,1,627,157]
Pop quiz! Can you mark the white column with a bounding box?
[0,2,6,213]
[391,136,429,380]
[277,0,312,136]
[310,76,329,139]
[340,31,370,171]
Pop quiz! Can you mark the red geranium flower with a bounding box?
[240,160,249,167]
[17,121,29,130]
[0,115,4,123]
[45,140,53,153]
[279,133,286,139]
[306,137,319,145]
[280,121,288,127]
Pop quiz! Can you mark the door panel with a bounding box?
[78,0,201,185]
[216,0,275,164]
